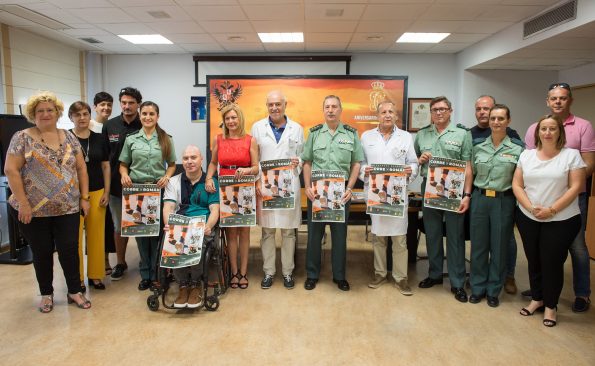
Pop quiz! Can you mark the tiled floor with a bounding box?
[1,226,594,365]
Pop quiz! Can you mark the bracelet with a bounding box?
[206,177,213,181]
[80,195,90,201]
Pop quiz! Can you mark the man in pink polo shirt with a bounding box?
[523,82,594,312]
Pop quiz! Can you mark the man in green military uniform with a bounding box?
[301,95,363,291]
[469,104,523,307]
[414,96,473,302]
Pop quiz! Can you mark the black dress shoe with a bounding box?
[333,279,350,291]
[487,296,499,308]
[138,279,152,291]
[469,294,485,304]
[90,280,106,290]
[418,277,443,289]
[452,287,468,303]
[304,278,318,290]
[521,289,532,297]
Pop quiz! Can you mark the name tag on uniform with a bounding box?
[486,189,496,197]
[338,139,353,144]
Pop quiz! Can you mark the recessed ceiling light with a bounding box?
[118,34,173,44]
[396,32,450,43]
[258,32,304,43]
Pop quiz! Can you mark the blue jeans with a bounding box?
[570,193,591,297]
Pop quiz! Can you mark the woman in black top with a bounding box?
[69,101,111,290]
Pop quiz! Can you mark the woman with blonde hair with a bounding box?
[205,104,259,289]
[4,91,91,312]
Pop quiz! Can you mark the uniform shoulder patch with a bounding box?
[126,130,140,137]
[510,137,525,148]
[343,124,357,132]
[418,124,431,131]
[310,124,323,132]
[472,137,487,146]
[456,123,470,131]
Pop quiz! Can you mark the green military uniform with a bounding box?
[470,135,523,298]
[301,122,364,281]
[414,122,472,288]
[119,130,177,183]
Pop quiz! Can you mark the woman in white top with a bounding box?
[512,114,585,327]
[359,101,418,295]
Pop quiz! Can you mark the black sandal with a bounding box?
[238,273,249,289]
[230,272,240,289]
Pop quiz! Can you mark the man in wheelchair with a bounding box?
[163,145,220,309]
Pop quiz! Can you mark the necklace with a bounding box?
[71,129,91,162]
[36,127,63,149]
[36,127,63,167]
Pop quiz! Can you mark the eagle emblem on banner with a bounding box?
[212,80,243,110]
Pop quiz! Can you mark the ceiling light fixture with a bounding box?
[258,32,304,43]
[396,32,450,43]
[118,34,172,44]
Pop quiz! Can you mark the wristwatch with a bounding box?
[81,195,90,201]
[463,192,472,198]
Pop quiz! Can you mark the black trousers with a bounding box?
[15,212,82,295]
[516,210,581,308]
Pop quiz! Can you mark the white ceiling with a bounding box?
[0,0,593,71]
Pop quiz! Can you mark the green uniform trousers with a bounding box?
[306,200,351,281]
[469,189,516,297]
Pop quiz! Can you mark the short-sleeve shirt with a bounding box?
[524,114,595,152]
[7,129,82,217]
[119,130,176,184]
[163,172,219,219]
[470,125,522,146]
[517,148,586,222]
[71,130,109,192]
[301,122,364,178]
[472,135,523,191]
[414,122,472,177]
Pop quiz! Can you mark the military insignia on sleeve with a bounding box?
[310,124,323,132]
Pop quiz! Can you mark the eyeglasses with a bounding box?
[430,107,450,114]
[548,83,571,91]
[35,108,57,114]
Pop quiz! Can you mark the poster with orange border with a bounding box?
[219,175,256,227]
[311,170,345,223]
[206,76,407,148]
[260,158,296,210]
[423,157,466,212]
[366,164,407,218]
[121,184,161,237]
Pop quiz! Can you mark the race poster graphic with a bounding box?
[160,214,205,269]
[366,164,407,218]
[423,157,466,212]
[219,175,256,227]
[260,158,295,210]
[311,170,345,223]
[121,184,161,237]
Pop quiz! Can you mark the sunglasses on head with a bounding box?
[548,83,571,91]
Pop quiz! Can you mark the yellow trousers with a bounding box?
[78,189,106,281]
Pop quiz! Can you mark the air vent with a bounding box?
[523,0,577,38]
[325,9,344,17]
[147,11,171,19]
[79,37,102,44]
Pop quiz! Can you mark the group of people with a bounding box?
[4,83,592,328]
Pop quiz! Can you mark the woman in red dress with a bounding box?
[206,104,259,289]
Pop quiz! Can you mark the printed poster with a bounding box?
[160,214,205,269]
[423,157,466,212]
[121,184,161,237]
[260,158,295,210]
[366,164,407,218]
[311,170,345,223]
[219,175,256,227]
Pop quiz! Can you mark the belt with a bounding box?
[220,165,248,170]
[476,188,514,198]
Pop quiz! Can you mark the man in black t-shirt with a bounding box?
[102,87,142,280]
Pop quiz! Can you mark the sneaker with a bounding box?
[283,274,295,289]
[111,264,127,281]
[174,286,189,308]
[504,276,517,295]
[395,279,413,296]
[187,285,203,309]
[368,275,387,289]
[261,274,274,289]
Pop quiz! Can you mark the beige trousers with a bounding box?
[261,228,296,276]
[372,234,408,281]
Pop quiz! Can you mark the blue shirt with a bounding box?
[268,117,287,143]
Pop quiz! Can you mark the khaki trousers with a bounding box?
[372,234,408,281]
[261,227,296,276]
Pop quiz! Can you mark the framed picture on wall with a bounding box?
[206,75,408,149]
[407,98,432,132]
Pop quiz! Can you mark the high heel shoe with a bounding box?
[39,294,54,313]
[67,292,92,309]
[543,306,557,327]
[520,305,545,316]
[238,273,249,289]
[89,279,106,290]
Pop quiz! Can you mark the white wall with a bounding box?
[1,26,81,128]
[559,61,595,87]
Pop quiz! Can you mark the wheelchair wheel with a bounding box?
[147,294,160,311]
[204,295,219,311]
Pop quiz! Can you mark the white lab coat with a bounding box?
[251,117,304,229]
[360,126,418,236]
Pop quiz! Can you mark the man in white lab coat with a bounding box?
[360,101,418,295]
[251,90,304,289]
